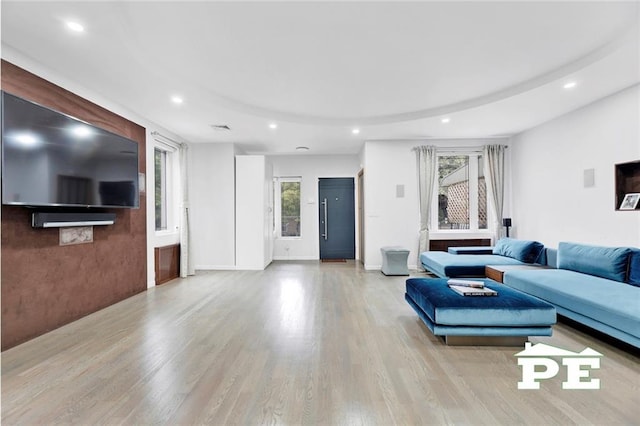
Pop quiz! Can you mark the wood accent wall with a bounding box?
[429,238,491,252]
[1,61,147,350]
[155,244,180,285]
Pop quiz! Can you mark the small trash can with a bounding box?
[380,246,410,276]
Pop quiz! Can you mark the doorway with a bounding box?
[318,178,355,260]
[357,169,364,264]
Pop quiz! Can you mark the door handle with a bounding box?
[321,198,328,241]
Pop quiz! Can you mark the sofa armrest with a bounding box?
[448,247,494,255]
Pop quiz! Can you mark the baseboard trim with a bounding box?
[364,264,418,271]
[272,255,318,261]
[195,265,237,271]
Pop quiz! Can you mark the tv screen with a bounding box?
[1,91,139,208]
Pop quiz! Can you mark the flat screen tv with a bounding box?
[1,91,139,208]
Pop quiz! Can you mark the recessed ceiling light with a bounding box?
[563,81,577,89]
[171,96,184,104]
[269,123,278,129]
[352,128,360,135]
[296,146,309,151]
[441,117,451,124]
[65,21,85,33]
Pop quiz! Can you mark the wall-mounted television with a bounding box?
[1,91,139,208]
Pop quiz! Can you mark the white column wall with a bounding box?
[363,141,420,270]
[189,143,236,269]
[235,155,273,270]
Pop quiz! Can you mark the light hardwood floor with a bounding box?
[2,261,639,424]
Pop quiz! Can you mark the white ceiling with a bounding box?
[2,1,639,155]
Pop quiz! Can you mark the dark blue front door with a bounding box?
[319,178,355,260]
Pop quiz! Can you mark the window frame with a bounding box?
[153,143,179,236]
[275,177,302,239]
[154,148,168,231]
[430,152,491,235]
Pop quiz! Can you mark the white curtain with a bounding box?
[179,144,195,277]
[414,146,437,262]
[483,145,506,242]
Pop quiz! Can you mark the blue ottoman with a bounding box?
[405,278,556,345]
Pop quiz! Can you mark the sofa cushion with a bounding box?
[503,269,640,339]
[421,252,523,277]
[558,242,631,282]
[545,248,558,268]
[492,238,544,264]
[628,249,640,287]
[448,246,494,255]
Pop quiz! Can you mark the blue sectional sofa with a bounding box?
[421,238,545,278]
[420,239,640,348]
[502,242,640,349]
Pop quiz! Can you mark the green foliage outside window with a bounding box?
[281,181,300,237]
[155,149,166,231]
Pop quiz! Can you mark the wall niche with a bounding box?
[615,160,640,211]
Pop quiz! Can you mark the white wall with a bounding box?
[362,139,509,270]
[363,141,419,270]
[264,160,274,266]
[189,143,236,269]
[270,155,360,260]
[235,155,273,269]
[511,84,640,248]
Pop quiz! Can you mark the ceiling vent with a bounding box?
[210,124,231,131]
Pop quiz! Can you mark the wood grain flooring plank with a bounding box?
[2,261,639,424]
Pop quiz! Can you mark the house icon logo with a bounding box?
[515,342,603,390]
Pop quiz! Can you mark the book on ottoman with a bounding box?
[448,284,497,296]
[447,279,485,288]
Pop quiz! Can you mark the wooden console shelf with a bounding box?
[429,238,491,252]
[485,264,551,283]
[615,160,640,211]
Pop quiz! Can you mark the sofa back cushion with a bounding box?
[558,242,631,282]
[544,248,558,268]
[492,238,544,264]
[628,249,640,287]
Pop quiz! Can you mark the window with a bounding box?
[154,148,168,231]
[436,154,487,231]
[276,178,301,238]
[477,156,487,230]
[153,137,181,238]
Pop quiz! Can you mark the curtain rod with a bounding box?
[412,145,508,153]
[151,131,184,147]
[444,145,509,149]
